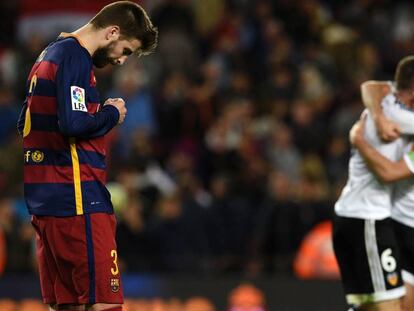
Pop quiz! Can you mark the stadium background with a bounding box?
[0,0,413,309]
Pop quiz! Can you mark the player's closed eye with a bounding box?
[123,48,132,56]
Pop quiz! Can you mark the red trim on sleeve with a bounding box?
[90,70,97,87]
[87,103,100,114]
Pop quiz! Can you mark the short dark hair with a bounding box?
[395,56,414,91]
[90,1,158,56]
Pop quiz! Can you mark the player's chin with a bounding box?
[92,59,112,68]
[109,59,119,66]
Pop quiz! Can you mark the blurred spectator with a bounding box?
[0,299,17,311]
[109,60,156,159]
[1,0,413,278]
[193,0,224,37]
[290,99,327,154]
[152,0,199,75]
[0,49,18,87]
[265,122,301,182]
[156,71,192,148]
[14,34,46,101]
[0,85,19,146]
[19,299,48,311]
[0,222,5,275]
[260,64,297,101]
[0,133,23,195]
[16,0,109,43]
[184,297,216,311]
[227,283,267,311]
[116,195,154,272]
[324,134,349,187]
[293,220,340,280]
[351,42,384,83]
[249,170,299,275]
[0,196,34,273]
[148,193,209,272]
[113,130,177,208]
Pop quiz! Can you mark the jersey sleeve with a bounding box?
[55,48,119,138]
[403,152,414,174]
[383,97,414,135]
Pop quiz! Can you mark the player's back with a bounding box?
[335,94,405,220]
[392,140,414,227]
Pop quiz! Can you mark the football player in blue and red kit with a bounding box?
[17,2,157,310]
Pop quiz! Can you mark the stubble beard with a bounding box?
[92,42,116,68]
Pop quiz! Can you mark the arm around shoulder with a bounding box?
[360,80,400,141]
[350,117,412,182]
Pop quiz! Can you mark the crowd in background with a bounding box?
[0,282,266,310]
[1,0,414,278]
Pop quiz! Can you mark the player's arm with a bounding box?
[350,117,413,182]
[56,50,122,138]
[360,80,400,141]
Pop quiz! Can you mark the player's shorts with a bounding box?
[31,213,123,305]
[332,215,405,307]
[392,219,414,286]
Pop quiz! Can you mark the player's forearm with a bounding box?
[59,105,119,138]
[361,81,391,119]
[354,138,400,183]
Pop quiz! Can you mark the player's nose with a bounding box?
[116,56,128,65]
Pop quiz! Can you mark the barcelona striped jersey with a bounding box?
[17,33,120,216]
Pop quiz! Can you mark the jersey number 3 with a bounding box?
[111,249,119,276]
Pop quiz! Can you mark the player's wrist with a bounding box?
[372,111,385,122]
[101,104,120,126]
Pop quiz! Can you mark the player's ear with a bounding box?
[105,26,121,41]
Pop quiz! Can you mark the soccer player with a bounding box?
[350,115,414,311]
[17,2,157,311]
[350,71,414,310]
[332,56,414,311]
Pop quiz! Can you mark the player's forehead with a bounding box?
[118,38,141,54]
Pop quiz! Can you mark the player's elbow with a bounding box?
[360,80,386,89]
[360,80,372,90]
[59,122,83,137]
[377,169,400,183]
[377,174,395,183]
[360,80,377,93]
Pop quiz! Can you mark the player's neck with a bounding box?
[72,24,102,56]
[395,90,413,108]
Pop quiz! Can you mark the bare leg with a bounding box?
[50,304,86,311]
[402,282,414,311]
[359,298,401,311]
[88,303,122,311]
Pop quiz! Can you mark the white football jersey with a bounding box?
[335,93,414,220]
[392,141,414,227]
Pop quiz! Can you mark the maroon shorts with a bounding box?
[31,213,123,305]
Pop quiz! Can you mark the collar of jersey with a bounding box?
[59,32,88,50]
[393,94,414,111]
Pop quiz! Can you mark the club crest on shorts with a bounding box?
[110,278,120,293]
[387,272,399,286]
